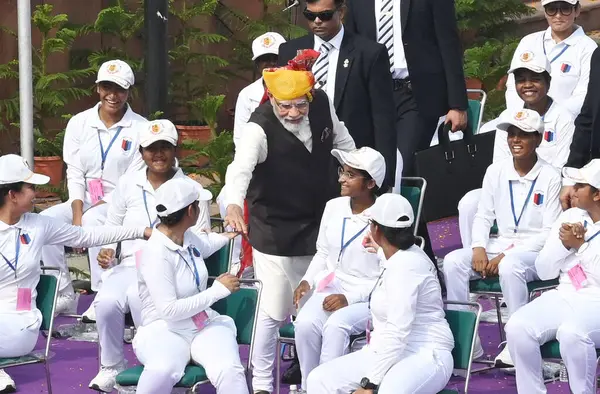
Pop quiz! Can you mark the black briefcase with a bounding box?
[414,123,495,222]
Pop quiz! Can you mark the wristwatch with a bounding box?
[360,377,378,391]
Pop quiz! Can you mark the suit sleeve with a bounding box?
[277,43,294,67]
[566,48,600,169]
[368,45,397,189]
[431,0,468,111]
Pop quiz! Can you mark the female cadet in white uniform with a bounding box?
[443,109,563,367]
[133,177,247,394]
[307,193,454,394]
[88,120,212,393]
[40,59,148,316]
[0,154,150,393]
[506,159,600,394]
[292,147,385,390]
[458,48,575,247]
[505,0,597,117]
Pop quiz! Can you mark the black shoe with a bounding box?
[253,391,270,394]
[281,359,301,385]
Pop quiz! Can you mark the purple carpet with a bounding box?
[5,217,576,393]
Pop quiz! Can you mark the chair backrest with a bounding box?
[444,308,478,370]
[205,239,233,277]
[466,89,487,135]
[400,177,427,235]
[211,283,260,345]
[36,274,58,331]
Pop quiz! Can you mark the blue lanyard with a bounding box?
[583,221,600,243]
[509,177,538,234]
[0,229,21,278]
[367,268,386,310]
[338,218,369,262]
[97,126,123,171]
[543,33,570,64]
[177,247,200,289]
[142,189,159,228]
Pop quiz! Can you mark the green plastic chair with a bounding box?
[400,177,427,235]
[115,279,262,392]
[466,89,487,135]
[205,238,234,277]
[469,277,559,342]
[0,268,61,394]
[540,340,600,385]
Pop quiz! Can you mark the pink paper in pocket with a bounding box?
[192,311,209,330]
[88,179,105,205]
[316,271,335,293]
[16,288,32,311]
[568,264,588,291]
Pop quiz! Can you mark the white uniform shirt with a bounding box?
[0,213,145,314]
[137,229,230,341]
[104,167,212,266]
[233,78,266,149]
[374,0,407,79]
[505,27,598,116]
[366,246,453,384]
[63,103,148,205]
[223,98,356,208]
[536,208,600,297]
[493,101,575,170]
[472,157,562,254]
[313,27,345,102]
[301,197,382,305]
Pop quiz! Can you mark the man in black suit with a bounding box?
[278,0,397,190]
[344,0,468,176]
[560,47,600,209]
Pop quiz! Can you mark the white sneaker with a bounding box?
[0,369,16,393]
[494,345,514,368]
[89,361,126,392]
[82,303,96,323]
[55,291,79,315]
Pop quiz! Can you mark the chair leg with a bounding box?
[494,296,505,342]
[275,338,281,394]
[45,361,53,394]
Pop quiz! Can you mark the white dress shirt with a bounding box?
[313,27,345,102]
[0,213,145,313]
[104,167,212,267]
[366,246,453,384]
[63,103,148,205]
[223,98,356,209]
[505,26,598,116]
[493,101,575,170]
[301,197,382,305]
[471,157,562,255]
[137,229,230,341]
[536,208,600,296]
[233,77,266,149]
[374,0,408,79]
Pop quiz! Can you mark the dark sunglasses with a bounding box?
[544,2,575,16]
[303,8,339,21]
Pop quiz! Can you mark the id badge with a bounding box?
[192,311,209,330]
[316,271,335,293]
[568,263,588,291]
[16,288,32,311]
[88,179,105,205]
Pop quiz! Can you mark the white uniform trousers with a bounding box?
[443,248,539,316]
[306,346,453,394]
[0,311,42,358]
[133,318,248,394]
[506,289,600,394]
[40,202,109,292]
[94,265,140,367]
[295,290,370,389]
[251,249,311,393]
[457,189,481,248]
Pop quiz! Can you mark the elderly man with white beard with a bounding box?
[223,49,355,394]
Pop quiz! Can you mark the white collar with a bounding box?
[134,167,185,189]
[248,78,266,103]
[506,157,545,181]
[543,25,585,46]
[153,227,197,252]
[90,102,135,131]
[314,26,344,51]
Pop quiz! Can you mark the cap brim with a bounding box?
[562,167,587,184]
[331,149,366,170]
[509,65,547,74]
[96,77,131,90]
[26,173,50,185]
[198,189,213,201]
[140,137,178,148]
[496,121,540,134]
[252,49,279,61]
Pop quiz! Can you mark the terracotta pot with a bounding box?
[496,75,509,91]
[465,78,484,100]
[176,125,212,168]
[34,156,64,198]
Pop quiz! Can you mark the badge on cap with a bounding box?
[262,35,275,48]
[519,51,534,62]
[515,110,528,121]
[107,62,121,74]
[151,123,162,134]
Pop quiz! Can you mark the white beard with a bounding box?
[272,106,310,134]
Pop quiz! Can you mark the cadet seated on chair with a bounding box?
[458,48,575,248]
[132,177,244,394]
[507,159,600,394]
[0,154,151,393]
[442,109,562,368]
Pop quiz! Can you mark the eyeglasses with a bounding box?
[544,2,575,16]
[275,100,309,111]
[338,167,364,180]
[303,8,339,21]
